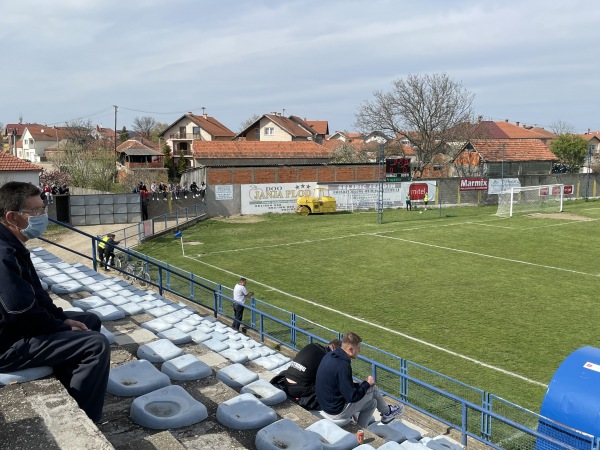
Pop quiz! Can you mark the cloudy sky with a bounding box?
[2,0,599,135]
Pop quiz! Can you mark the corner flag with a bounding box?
[174,231,184,256]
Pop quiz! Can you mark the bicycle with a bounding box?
[114,252,152,288]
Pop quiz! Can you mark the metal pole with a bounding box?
[377,143,385,224]
[585,146,592,201]
[501,143,505,192]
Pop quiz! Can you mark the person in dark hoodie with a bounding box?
[315,331,404,427]
[270,338,341,409]
[0,181,110,422]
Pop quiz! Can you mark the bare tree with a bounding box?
[329,141,372,163]
[152,122,169,142]
[355,73,475,167]
[54,119,116,190]
[239,114,261,132]
[132,116,158,140]
[549,120,575,135]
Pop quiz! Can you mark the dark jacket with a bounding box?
[0,224,69,353]
[315,347,370,414]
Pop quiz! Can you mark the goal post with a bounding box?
[496,184,564,217]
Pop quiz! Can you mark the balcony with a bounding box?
[168,133,202,140]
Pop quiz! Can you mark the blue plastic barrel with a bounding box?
[537,346,600,450]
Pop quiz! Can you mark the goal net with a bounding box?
[496,184,564,217]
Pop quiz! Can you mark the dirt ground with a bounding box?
[28,223,138,265]
[528,212,595,221]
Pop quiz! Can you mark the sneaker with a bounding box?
[380,404,404,424]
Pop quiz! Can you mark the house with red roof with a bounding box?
[114,138,167,181]
[191,141,330,166]
[0,151,44,186]
[452,139,558,177]
[580,131,600,172]
[235,113,328,144]
[467,120,556,143]
[4,123,44,157]
[19,125,70,162]
[159,112,236,171]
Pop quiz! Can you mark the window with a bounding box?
[192,127,200,135]
[264,127,275,136]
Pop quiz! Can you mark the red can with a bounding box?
[357,430,364,445]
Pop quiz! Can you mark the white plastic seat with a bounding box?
[107,360,171,397]
[117,302,145,316]
[398,439,429,450]
[306,419,357,450]
[130,385,208,430]
[255,418,323,450]
[72,296,107,310]
[137,339,184,363]
[240,379,287,406]
[141,318,173,334]
[50,280,84,294]
[156,328,192,345]
[216,393,277,430]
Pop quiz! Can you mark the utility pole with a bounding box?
[377,142,385,224]
[113,105,118,183]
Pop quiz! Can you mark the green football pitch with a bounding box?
[137,199,600,412]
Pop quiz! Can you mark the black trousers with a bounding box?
[232,303,244,330]
[0,311,110,422]
[97,247,105,266]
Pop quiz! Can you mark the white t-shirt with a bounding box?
[233,283,249,304]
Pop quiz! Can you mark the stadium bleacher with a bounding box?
[0,247,470,450]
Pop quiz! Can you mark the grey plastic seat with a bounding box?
[216,393,277,430]
[216,363,259,388]
[311,410,352,426]
[306,419,357,450]
[117,302,145,316]
[72,296,107,310]
[107,360,171,397]
[161,354,212,381]
[0,366,54,386]
[421,436,462,450]
[240,379,287,406]
[398,439,429,450]
[137,339,184,363]
[88,304,126,321]
[368,419,420,443]
[189,330,211,343]
[104,295,130,306]
[255,418,323,450]
[157,328,192,345]
[201,338,229,353]
[100,325,116,344]
[219,348,249,364]
[50,280,84,294]
[130,385,208,430]
[141,318,173,334]
[354,446,377,450]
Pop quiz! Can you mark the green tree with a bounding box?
[162,144,174,179]
[119,126,130,142]
[177,150,187,177]
[329,141,372,163]
[550,134,588,171]
[355,73,475,167]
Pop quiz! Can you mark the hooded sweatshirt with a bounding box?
[315,346,370,414]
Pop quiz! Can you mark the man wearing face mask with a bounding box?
[0,181,111,422]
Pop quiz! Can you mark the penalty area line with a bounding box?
[183,255,547,388]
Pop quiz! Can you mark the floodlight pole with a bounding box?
[585,146,592,201]
[377,142,385,224]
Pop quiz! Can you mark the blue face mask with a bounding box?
[20,214,49,239]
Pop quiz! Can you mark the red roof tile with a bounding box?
[0,152,43,171]
[4,123,43,137]
[304,120,329,135]
[24,125,70,141]
[192,141,330,159]
[466,139,557,162]
[469,121,555,140]
[265,114,314,138]
[116,138,160,153]
[188,114,235,138]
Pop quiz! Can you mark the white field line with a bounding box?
[373,233,600,277]
[183,254,548,388]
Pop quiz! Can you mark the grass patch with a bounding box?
[136,199,600,411]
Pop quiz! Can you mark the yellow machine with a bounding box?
[295,187,337,215]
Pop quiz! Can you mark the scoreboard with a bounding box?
[385,158,411,182]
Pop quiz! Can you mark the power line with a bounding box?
[45,106,115,126]
[119,105,207,115]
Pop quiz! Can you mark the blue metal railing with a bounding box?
[41,218,597,450]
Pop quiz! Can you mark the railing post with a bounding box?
[461,403,468,447]
[217,284,222,314]
[400,358,408,401]
[291,313,296,347]
[176,210,179,226]
[250,297,256,330]
[166,264,171,289]
[482,392,492,442]
[158,267,163,296]
[92,237,98,271]
[190,273,195,300]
